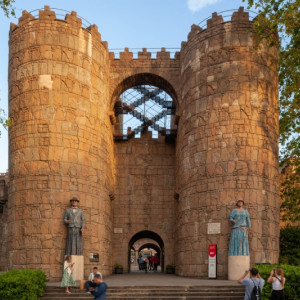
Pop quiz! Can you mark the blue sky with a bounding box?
[0,0,252,172]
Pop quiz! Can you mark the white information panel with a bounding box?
[208,244,217,278]
[207,223,221,234]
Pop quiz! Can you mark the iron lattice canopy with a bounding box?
[114,85,177,141]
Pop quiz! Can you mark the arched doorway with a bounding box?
[128,230,164,272]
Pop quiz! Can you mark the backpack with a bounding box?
[250,279,261,300]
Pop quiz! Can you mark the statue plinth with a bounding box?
[71,255,84,281]
[228,255,250,280]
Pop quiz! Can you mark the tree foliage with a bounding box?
[0,107,10,137]
[280,158,300,224]
[0,1,15,137]
[279,226,300,265]
[244,0,300,223]
[0,0,15,17]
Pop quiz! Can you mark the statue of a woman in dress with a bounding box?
[228,199,251,256]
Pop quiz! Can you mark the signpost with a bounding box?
[208,244,217,278]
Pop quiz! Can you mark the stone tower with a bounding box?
[0,6,279,280]
[176,9,279,276]
[6,7,114,279]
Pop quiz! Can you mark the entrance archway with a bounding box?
[128,230,164,272]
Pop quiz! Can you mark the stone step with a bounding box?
[41,296,243,300]
[41,286,245,300]
[45,286,244,290]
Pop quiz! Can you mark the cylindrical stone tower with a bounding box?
[176,8,279,278]
[7,7,114,280]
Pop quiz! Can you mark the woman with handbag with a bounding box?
[267,268,286,300]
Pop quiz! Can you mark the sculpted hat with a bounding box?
[70,196,79,202]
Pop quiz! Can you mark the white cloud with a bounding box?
[187,0,222,12]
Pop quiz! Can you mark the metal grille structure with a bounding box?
[114,85,177,141]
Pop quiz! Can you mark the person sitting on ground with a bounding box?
[238,267,265,300]
[267,268,286,300]
[89,274,107,300]
[86,267,102,294]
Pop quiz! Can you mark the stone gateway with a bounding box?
[0,6,280,280]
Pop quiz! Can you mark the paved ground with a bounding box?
[48,270,240,287]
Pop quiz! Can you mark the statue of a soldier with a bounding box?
[64,196,85,255]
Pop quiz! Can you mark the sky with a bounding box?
[0,0,253,172]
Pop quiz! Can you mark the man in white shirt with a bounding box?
[86,267,102,293]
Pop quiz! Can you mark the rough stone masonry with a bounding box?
[0,6,279,280]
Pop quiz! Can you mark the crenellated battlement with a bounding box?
[10,6,103,45]
[199,6,252,30]
[184,7,254,48]
[109,47,180,61]
[9,6,255,63]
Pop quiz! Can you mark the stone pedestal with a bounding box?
[228,256,250,280]
[72,255,84,281]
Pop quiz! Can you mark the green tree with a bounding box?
[280,158,300,224]
[244,0,300,222]
[279,226,300,265]
[0,0,15,17]
[0,1,15,136]
[0,107,10,138]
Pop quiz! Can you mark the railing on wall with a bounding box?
[197,8,257,29]
[28,7,92,28]
[24,7,257,59]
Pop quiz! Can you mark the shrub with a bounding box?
[280,226,300,265]
[0,269,47,300]
[114,264,123,269]
[253,264,300,300]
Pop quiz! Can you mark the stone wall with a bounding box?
[7,7,114,279]
[176,8,279,277]
[0,6,280,280]
[113,131,176,272]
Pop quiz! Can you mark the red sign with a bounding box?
[208,244,216,257]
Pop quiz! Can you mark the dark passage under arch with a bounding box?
[128,230,164,272]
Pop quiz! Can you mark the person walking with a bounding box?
[153,254,159,271]
[61,255,76,294]
[267,268,286,300]
[138,255,145,271]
